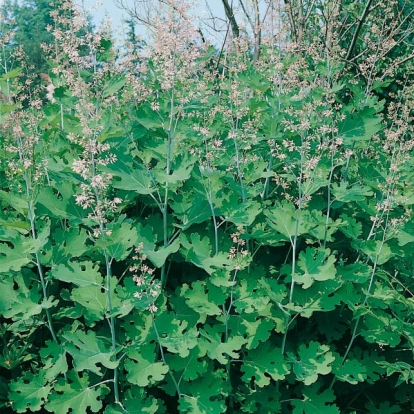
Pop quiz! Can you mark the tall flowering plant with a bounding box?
[0,0,414,413]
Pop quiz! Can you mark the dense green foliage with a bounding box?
[1,0,414,413]
[6,0,55,72]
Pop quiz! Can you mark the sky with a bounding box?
[78,0,226,43]
[77,0,133,34]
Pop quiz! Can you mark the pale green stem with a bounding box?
[152,316,181,396]
[281,140,304,355]
[206,180,219,255]
[223,265,240,407]
[102,244,119,404]
[323,151,335,248]
[330,208,390,390]
[262,76,281,200]
[261,156,273,200]
[60,104,64,130]
[90,149,119,404]
[233,135,246,202]
[161,85,176,287]
[332,142,399,388]
[21,146,58,344]
[281,218,299,356]
[1,34,11,102]
[27,198,59,344]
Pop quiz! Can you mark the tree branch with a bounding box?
[345,0,373,61]
[221,0,240,38]
[284,0,297,42]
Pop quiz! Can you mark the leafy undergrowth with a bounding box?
[1,1,414,413]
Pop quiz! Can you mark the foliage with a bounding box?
[1,0,414,413]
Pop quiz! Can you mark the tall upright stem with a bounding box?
[27,195,59,344]
[161,88,175,287]
[281,139,304,355]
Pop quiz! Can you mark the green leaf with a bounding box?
[0,376,8,409]
[69,276,127,323]
[168,347,208,381]
[331,182,373,202]
[0,237,39,273]
[104,388,159,414]
[0,103,20,122]
[102,74,126,98]
[135,223,180,268]
[233,275,272,314]
[286,279,341,317]
[199,325,245,364]
[395,222,414,246]
[153,154,195,185]
[0,218,29,234]
[181,281,223,316]
[51,261,103,287]
[146,238,180,268]
[376,361,414,386]
[337,107,382,145]
[45,371,109,414]
[178,369,227,414]
[9,370,51,413]
[264,201,299,240]
[53,227,88,261]
[241,342,290,387]
[332,355,367,384]
[264,202,317,240]
[102,158,155,194]
[156,314,198,358]
[0,67,22,80]
[180,233,233,275]
[288,341,335,385]
[237,385,281,413]
[291,384,339,414]
[220,199,262,227]
[135,105,164,129]
[338,213,362,239]
[228,314,274,350]
[95,218,138,261]
[63,329,118,375]
[365,401,401,414]
[337,262,371,283]
[295,248,336,289]
[36,182,86,224]
[259,277,287,304]
[351,348,385,382]
[172,191,211,230]
[0,271,55,321]
[39,341,68,382]
[71,284,108,323]
[125,346,169,387]
[358,240,392,265]
[360,311,402,347]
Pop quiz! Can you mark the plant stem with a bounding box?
[281,217,299,356]
[24,174,58,344]
[161,86,176,287]
[281,139,304,355]
[91,140,119,404]
[323,152,335,248]
[233,133,246,202]
[206,179,219,255]
[102,245,120,404]
[152,316,181,396]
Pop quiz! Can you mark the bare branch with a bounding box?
[238,0,261,63]
[283,0,297,42]
[345,0,373,61]
[221,0,240,38]
[252,0,261,63]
